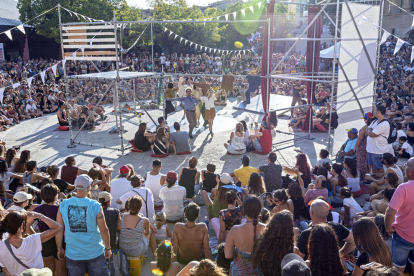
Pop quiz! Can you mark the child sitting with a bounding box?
[154,212,172,244]
[395,136,413,158]
[338,187,364,227]
[313,149,333,174]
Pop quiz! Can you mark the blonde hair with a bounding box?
[155,212,166,229]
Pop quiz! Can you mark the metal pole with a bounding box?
[133,79,137,115]
[62,19,268,26]
[339,62,365,116]
[58,4,76,148]
[151,23,154,72]
[266,17,271,120]
[372,0,385,110]
[120,24,123,64]
[308,11,318,140]
[327,0,340,154]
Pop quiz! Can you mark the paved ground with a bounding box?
[3,97,368,274]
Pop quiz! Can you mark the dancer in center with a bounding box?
[169,87,201,139]
[192,88,221,137]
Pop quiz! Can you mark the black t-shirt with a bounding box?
[297,221,350,258]
[355,252,370,275]
[103,207,120,249]
[316,113,330,129]
[53,179,69,193]
[202,172,219,193]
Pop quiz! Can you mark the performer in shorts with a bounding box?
[192,88,221,137]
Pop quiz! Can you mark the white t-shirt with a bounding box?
[110,178,131,208]
[316,158,333,167]
[119,187,155,223]
[366,119,390,154]
[343,197,364,219]
[0,233,44,275]
[160,56,166,64]
[0,171,14,190]
[159,185,186,221]
[26,103,36,113]
[402,141,413,155]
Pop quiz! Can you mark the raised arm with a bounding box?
[27,211,62,243]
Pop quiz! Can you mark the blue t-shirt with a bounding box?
[344,138,358,159]
[59,197,104,260]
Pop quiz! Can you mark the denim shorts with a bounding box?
[253,139,262,153]
[367,152,383,169]
[392,231,414,268]
[66,254,109,276]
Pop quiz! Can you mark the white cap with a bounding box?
[13,191,33,203]
[74,174,93,190]
[220,173,232,184]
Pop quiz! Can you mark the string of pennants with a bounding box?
[199,1,262,23]
[62,7,104,23]
[163,26,252,54]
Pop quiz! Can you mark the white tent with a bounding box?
[320,42,340,59]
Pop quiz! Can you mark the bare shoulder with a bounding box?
[173,222,185,231]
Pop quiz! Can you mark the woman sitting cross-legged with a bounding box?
[224,122,246,155]
[134,123,155,152]
[152,127,169,155]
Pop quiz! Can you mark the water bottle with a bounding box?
[204,216,209,229]
[392,128,396,137]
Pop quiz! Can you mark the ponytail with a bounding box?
[155,212,166,229]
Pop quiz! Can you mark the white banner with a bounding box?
[27,76,33,89]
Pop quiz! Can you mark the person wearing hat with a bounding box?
[337,128,358,162]
[230,155,258,187]
[56,175,111,274]
[248,121,273,154]
[25,99,42,118]
[7,191,33,212]
[159,171,187,221]
[169,86,201,138]
[116,174,155,223]
[109,165,131,209]
[98,191,121,250]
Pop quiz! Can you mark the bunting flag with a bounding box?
[249,6,254,14]
[394,38,405,55]
[203,19,207,26]
[258,2,262,9]
[81,45,85,56]
[169,31,173,36]
[225,14,229,21]
[190,42,193,47]
[5,30,12,40]
[194,44,198,49]
[40,70,46,84]
[411,46,414,63]
[74,13,79,19]
[67,10,72,16]
[87,17,92,22]
[72,52,76,61]
[243,50,246,54]
[174,34,178,39]
[164,27,168,32]
[27,77,33,89]
[51,64,57,77]
[12,83,20,89]
[217,16,220,21]
[0,88,4,104]
[358,15,367,26]
[17,24,25,34]
[81,15,87,21]
[180,37,184,42]
[380,30,390,45]
[200,46,203,51]
[241,9,245,17]
[233,12,237,19]
[185,39,188,44]
[89,38,94,45]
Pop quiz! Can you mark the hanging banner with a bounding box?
[394,38,405,55]
[27,76,33,89]
[0,43,4,61]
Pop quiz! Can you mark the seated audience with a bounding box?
[366,153,403,195]
[249,121,272,154]
[152,127,169,155]
[98,191,121,250]
[338,128,358,162]
[224,122,246,155]
[150,242,182,276]
[159,171,186,221]
[134,122,155,152]
[145,159,166,207]
[60,156,88,185]
[338,187,364,227]
[178,156,200,198]
[218,190,242,244]
[230,155,258,187]
[169,122,190,155]
[257,151,282,192]
[110,165,131,209]
[154,212,172,243]
[343,158,361,196]
[201,163,218,193]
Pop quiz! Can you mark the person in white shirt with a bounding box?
[396,136,413,158]
[159,171,186,221]
[110,165,131,209]
[366,106,390,174]
[116,175,155,223]
[193,88,221,137]
[7,191,32,212]
[160,53,166,65]
[26,99,42,118]
[338,187,364,226]
[145,160,166,207]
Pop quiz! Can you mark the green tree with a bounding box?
[17,0,126,43]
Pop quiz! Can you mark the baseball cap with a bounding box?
[185,86,192,92]
[261,121,270,129]
[346,128,358,134]
[241,154,250,164]
[98,191,112,202]
[281,253,311,276]
[220,173,232,184]
[361,112,373,119]
[74,174,93,190]
[13,191,33,203]
[28,99,34,102]
[20,268,53,276]
[120,165,130,174]
[166,171,178,181]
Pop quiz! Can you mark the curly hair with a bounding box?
[288,181,303,200]
[308,224,344,276]
[296,153,311,179]
[251,210,294,275]
[189,259,226,276]
[248,173,266,196]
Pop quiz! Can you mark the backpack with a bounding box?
[109,249,129,276]
[373,119,397,144]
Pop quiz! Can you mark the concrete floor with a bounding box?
[3,97,372,274]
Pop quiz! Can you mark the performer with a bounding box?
[192,79,211,127]
[164,82,178,119]
[177,76,187,119]
[169,87,201,139]
[192,88,221,137]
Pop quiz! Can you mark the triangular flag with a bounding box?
[209,18,213,21]
[190,42,193,46]
[174,34,178,39]
[394,38,405,55]
[81,15,87,21]
[12,83,20,89]
[169,31,173,36]
[258,2,262,9]
[81,45,85,56]
[17,24,25,34]
[72,52,76,60]
[0,88,4,104]
[225,14,229,21]
[74,13,79,19]
[203,19,207,26]
[89,38,93,45]
[40,70,46,84]
[27,77,33,89]
[217,16,220,21]
[180,37,184,42]
[241,9,245,17]
[164,27,168,32]
[380,30,390,45]
[200,46,203,51]
[67,10,72,17]
[52,64,57,77]
[233,12,237,19]
[5,30,12,40]
[185,40,188,44]
[249,6,254,13]
[358,15,367,26]
[411,47,414,63]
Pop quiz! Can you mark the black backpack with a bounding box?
[373,119,397,144]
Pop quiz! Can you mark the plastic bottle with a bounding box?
[204,216,209,229]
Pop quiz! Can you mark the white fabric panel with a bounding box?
[66,71,156,80]
[333,3,380,154]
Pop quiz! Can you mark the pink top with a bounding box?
[388,180,414,243]
[304,188,328,205]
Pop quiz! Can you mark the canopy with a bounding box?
[320,42,340,59]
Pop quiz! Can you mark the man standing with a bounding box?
[249,121,273,154]
[172,203,212,265]
[56,175,111,275]
[385,158,414,273]
[169,87,201,138]
[338,128,358,162]
[230,155,258,187]
[169,122,190,154]
[257,152,282,192]
[110,165,131,209]
[367,105,390,174]
[291,80,305,117]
